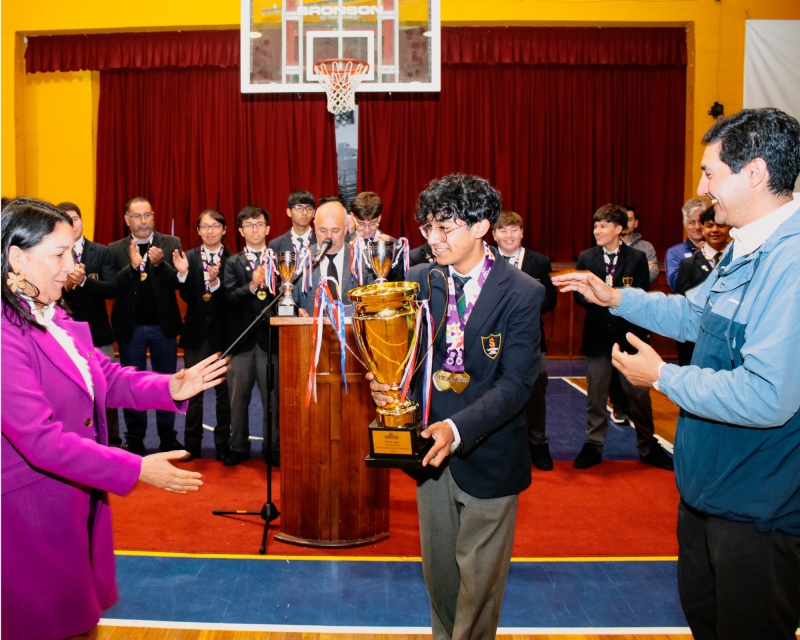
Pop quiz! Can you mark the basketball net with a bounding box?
[313,59,368,115]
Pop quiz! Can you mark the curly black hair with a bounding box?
[702,108,800,197]
[415,174,502,226]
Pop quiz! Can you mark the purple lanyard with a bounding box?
[136,234,153,275]
[443,245,495,373]
[604,251,618,286]
[73,245,83,266]
[244,247,264,291]
[201,247,223,294]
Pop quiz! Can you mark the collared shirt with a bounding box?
[730,195,799,260]
[499,247,524,269]
[320,249,347,301]
[177,245,222,292]
[29,300,94,399]
[134,232,154,246]
[701,242,725,265]
[443,256,490,452]
[74,237,88,288]
[292,229,313,252]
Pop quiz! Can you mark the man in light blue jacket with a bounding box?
[554,108,800,640]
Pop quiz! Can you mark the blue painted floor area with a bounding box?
[129,360,641,462]
[106,555,685,628]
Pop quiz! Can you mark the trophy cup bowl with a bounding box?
[277,251,299,316]
[349,281,433,468]
[366,240,396,283]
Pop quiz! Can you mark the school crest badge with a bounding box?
[482,333,501,359]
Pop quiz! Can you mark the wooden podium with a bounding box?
[270,317,390,547]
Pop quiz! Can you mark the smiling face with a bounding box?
[701,218,731,251]
[424,214,489,274]
[197,213,225,250]
[684,207,705,244]
[593,220,624,251]
[9,222,75,305]
[492,224,523,255]
[697,141,750,229]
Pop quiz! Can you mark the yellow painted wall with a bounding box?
[4,0,800,240]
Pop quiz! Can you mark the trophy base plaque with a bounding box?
[365,420,434,469]
[277,305,298,317]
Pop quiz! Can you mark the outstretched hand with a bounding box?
[611,333,663,387]
[551,271,622,308]
[138,450,203,493]
[421,421,455,468]
[170,352,228,401]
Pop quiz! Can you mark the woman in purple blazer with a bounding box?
[1,199,227,640]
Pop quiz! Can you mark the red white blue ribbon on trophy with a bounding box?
[392,237,411,276]
[305,276,348,406]
[263,248,278,295]
[350,236,367,285]
[296,246,313,292]
[399,299,433,427]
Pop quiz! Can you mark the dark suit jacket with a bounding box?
[293,240,375,314]
[409,242,435,267]
[178,246,229,352]
[62,238,117,347]
[107,232,183,344]
[575,243,650,357]
[517,248,557,354]
[268,228,317,254]
[674,251,715,296]
[223,251,276,355]
[410,251,544,499]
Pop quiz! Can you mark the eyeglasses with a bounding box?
[419,222,467,242]
[355,220,380,230]
[198,223,223,231]
[126,212,154,221]
[291,204,315,213]
[241,222,267,230]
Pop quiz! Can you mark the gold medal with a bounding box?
[257,290,267,301]
[140,272,148,281]
[448,372,471,393]
[202,292,212,302]
[432,370,452,391]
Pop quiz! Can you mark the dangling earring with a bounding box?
[6,267,26,294]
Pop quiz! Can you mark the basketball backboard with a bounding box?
[241,0,440,94]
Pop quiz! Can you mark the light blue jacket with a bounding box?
[613,204,800,533]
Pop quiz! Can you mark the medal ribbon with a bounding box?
[350,236,366,285]
[391,237,411,276]
[604,251,618,286]
[297,247,313,292]
[73,244,83,267]
[305,276,348,406]
[135,233,154,277]
[200,246,223,295]
[443,244,495,374]
[244,247,269,295]
[263,248,277,295]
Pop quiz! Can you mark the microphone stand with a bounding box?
[212,240,332,554]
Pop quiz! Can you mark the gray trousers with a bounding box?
[227,345,279,454]
[525,353,548,446]
[584,354,657,456]
[417,466,518,640]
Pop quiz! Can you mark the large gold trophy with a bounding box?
[349,244,432,468]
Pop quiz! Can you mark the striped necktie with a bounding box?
[453,274,470,317]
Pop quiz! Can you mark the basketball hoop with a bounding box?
[313,59,369,115]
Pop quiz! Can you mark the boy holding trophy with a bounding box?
[369,174,544,640]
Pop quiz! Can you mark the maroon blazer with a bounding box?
[1,304,187,640]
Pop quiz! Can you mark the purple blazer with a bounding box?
[1,305,187,640]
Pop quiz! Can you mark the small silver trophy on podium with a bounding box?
[276,251,299,316]
[366,240,397,283]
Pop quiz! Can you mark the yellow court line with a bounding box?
[115,550,677,562]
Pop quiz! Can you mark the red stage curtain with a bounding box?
[95,67,338,249]
[359,28,687,262]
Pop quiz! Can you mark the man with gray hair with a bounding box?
[664,197,710,290]
[554,108,800,640]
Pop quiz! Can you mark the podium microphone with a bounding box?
[312,238,333,268]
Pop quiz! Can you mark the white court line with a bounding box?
[555,376,674,454]
[100,619,694,634]
[202,424,262,441]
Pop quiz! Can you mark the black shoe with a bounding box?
[182,447,202,462]
[223,449,248,467]
[640,444,674,471]
[215,444,230,462]
[159,439,185,453]
[108,437,123,448]
[611,410,630,425]
[530,443,554,471]
[264,451,280,468]
[121,441,145,456]
[574,443,602,469]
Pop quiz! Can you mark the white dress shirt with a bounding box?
[320,249,347,301]
[177,245,222,292]
[730,194,799,260]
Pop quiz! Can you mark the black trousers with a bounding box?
[677,500,800,640]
